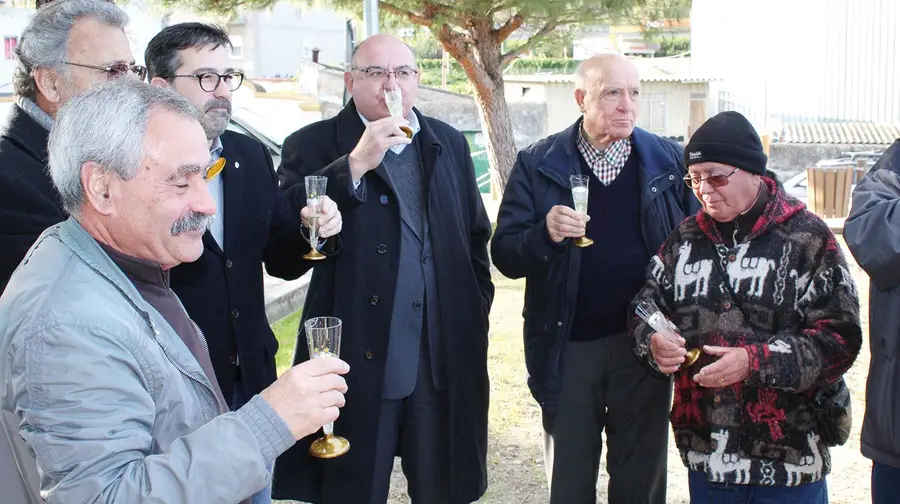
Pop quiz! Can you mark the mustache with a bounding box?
[170,212,215,236]
[204,98,232,113]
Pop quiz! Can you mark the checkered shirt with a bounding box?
[575,127,632,185]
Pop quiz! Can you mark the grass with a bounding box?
[271,309,302,375]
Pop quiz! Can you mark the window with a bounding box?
[642,94,666,132]
[4,37,17,60]
[230,35,244,59]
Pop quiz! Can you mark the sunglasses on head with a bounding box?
[683,167,739,189]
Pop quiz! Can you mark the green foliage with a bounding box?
[653,35,691,56]
[503,57,581,74]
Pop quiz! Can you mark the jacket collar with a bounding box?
[696,177,807,244]
[1,104,49,165]
[538,117,679,185]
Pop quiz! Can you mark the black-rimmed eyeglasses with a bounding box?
[63,61,147,81]
[160,72,245,92]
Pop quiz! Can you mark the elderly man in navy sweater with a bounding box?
[492,54,701,504]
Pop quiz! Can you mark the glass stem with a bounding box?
[323,421,333,436]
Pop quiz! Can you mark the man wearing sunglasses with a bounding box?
[492,54,701,504]
[144,22,342,504]
[0,0,141,296]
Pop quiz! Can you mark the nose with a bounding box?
[698,179,717,195]
[192,176,217,216]
[213,78,232,99]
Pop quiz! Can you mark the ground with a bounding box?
[272,238,873,503]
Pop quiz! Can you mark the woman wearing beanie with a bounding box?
[629,111,862,503]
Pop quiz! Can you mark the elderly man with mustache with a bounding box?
[0,79,350,504]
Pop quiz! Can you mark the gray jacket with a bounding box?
[844,138,900,468]
[0,218,295,503]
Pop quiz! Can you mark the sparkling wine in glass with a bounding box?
[304,316,350,458]
[303,176,327,261]
[569,174,593,247]
[635,299,701,367]
[384,88,412,138]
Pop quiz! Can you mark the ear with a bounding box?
[33,66,63,105]
[343,72,354,94]
[81,161,116,216]
[150,76,171,88]
[574,88,587,113]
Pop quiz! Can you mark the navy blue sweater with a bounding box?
[570,152,650,340]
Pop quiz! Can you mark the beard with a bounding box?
[201,98,232,139]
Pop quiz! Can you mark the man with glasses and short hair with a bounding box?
[144,22,343,504]
[272,33,494,504]
[0,0,143,295]
[491,53,701,504]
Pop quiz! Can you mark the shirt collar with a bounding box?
[577,125,631,165]
[97,241,169,288]
[209,136,224,163]
[16,96,53,132]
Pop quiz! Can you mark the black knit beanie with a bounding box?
[684,111,768,176]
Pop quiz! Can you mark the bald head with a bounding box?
[351,34,416,69]
[345,33,421,122]
[574,53,639,92]
[573,53,641,149]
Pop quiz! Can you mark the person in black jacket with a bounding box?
[271,34,494,504]
[491,54,701,504]
[0,0,144,295]
[144,23,342,504]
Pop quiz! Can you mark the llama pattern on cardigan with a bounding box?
[630,178,862,487]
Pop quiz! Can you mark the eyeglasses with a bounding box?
[352,66,419,82]
[595,88,640,103]
[63,61,147,81]
[162,72,245,92]
[683,168,739,188]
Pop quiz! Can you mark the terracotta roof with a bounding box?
[779,121,900,145]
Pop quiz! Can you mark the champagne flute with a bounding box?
[303,176,327,261]
[304,316,350,458]
[384,88,413,138]
[635,299,701,367]
[569,175,593,247]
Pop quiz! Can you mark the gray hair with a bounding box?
[14,0,129,100]
[49,79,202,215]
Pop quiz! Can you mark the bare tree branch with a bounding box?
[499,20,556,66]
[493,13,524,43]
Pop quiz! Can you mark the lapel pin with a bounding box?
[234,161,240,169]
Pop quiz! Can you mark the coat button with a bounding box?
[722,301,732,310]
[370,295,379,305]
[422,256,428,264]
[225,259,233,269]
[557,321,563,327]
[380,195,389,205]
[651,186,658,193]
[413,301,422,310]
[377,244,387,254]
[669,174,675,180]
[365,350,374,360]
[231,309,240,319]
[727,253,737,262]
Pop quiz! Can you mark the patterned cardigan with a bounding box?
[629,178,862,487]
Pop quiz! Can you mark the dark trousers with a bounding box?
[542,333,671,504]
[369,330,449,504]
[872,461,900,504]
[689,471,827,503]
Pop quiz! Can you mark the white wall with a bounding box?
[251,4,346,78]
[692,0,900,128]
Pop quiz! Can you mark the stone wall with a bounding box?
[767,143,889,180]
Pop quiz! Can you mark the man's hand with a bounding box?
[259,357,350,440]
[348,117,412,182]
[650,331,687,374]
[545,205,590,243]
[301,196,341,238]
[693,345,751,388]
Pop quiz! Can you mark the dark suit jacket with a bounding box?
[169,130,324,404]
[0,104,66,295]
[271,100,494,504]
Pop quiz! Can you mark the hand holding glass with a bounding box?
[304,316,350,458]
[384,88,413,138]
[303,176,327,261]
[569,175,593,247]
[635,299,701,367]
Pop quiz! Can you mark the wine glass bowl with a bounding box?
[303,176,328,261]
[384,88,413,138]
[569,174,593,247]
[635,299,702,368]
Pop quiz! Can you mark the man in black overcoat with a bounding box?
[271,33,495,504]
